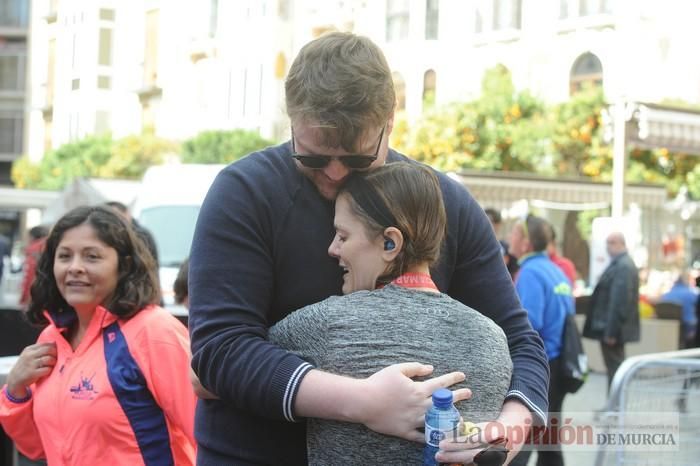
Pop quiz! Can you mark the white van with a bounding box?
[131,164,225,315]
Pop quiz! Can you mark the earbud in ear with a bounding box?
[384,239,395,251]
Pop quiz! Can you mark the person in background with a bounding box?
[0,233,9,287]
[19,226,49,307]
[546,224,577,286]
[696,275,700,348]
[188,32,548,466]
[104,201,159,267]
[583,232,640,390]
[485,207,519,279]
[269,163,512,465]
[174,257,190,308]
[658,269,698,349]
[0,206,196,465]
[508,214,574,466]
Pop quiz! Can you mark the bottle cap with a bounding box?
[432,388,453,408]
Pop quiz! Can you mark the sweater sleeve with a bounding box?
[0,386,45,460]
[188,160,313,422]
[439,175,549,425]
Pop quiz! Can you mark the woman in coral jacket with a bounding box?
[0,205,196,465]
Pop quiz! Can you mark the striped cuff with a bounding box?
[282,362,314,422]
[4,387,32,404]
[505,389,547,427]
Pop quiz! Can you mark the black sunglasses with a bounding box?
[290,126,385,170]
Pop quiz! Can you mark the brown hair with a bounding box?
[27,205,161,326]
[285,32,395,152]
[339,162,446,282]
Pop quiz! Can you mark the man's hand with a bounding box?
[356,362,471,443]
[603,336,617,346]
[436,399,533,465]
[295,363,471,443]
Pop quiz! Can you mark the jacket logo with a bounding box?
[70,372,99,400]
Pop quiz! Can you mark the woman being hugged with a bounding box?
[0,206,196,465]
[269,162,513,465]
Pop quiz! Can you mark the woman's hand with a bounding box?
[6,342,57,399]
[357,362,472,443]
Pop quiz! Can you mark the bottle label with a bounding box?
[425,424,458,447]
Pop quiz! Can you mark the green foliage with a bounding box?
[100,133,178,179]
[11,133,177,190]
[22,135,113,190]
[687,164,700,199]
[391,65,550,174]
[181,129,275,164]
[392,66,699,198]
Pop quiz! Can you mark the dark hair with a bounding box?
[285,32,395,152]
[173,257,189,305]
[484,208,501,225]
[339,162,446,283]
[523,214,551,253]
[27,205,161,326]
[104,200,128,214]
[29,225,49,241]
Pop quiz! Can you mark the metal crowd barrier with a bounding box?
[595,348,700,465]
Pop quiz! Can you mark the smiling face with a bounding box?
[291,122,390,201]
[53,223,119,314]
[328,194,388,294]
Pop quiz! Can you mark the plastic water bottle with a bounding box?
[423,388,460,466]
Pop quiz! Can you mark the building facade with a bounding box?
[14,0,700,276]
[0,0,30,185]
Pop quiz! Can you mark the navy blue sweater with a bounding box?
[188,143,548,465]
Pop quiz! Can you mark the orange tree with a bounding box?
[392,65,549,174]
[392,66,699,197]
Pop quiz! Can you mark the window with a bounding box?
[144,9,160,86]
[97,75,111,89]
[493,0,521,30]
[569,52,603,95]
[425,0,439,40]
[475,0,522,34]
[99,8,115,21]
[0,0,29,27]
[560,0,612,19]
[423,69,436,111]
[98,28,113,66]
[475,7,484,33]
[0,51,25,91]
[386,0,409,42]
[392,72,406,111]
[209,0,219,37]
[0,111,23,154]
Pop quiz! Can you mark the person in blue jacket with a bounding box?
[659,270,698,348]
[508,215,574,466]
[188,31,549,466]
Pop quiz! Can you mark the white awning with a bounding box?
[627,103,700,155]
[450,170,667,211]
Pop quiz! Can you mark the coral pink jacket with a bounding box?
[1,305,196,465]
